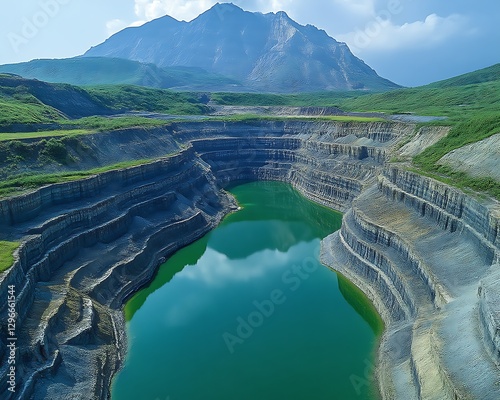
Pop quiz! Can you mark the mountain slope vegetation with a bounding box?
[0,74,209,127]
[0,57,242,91]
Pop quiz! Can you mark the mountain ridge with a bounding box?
[84,3,399,92]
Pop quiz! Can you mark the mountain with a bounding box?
[84,3,399,92]
[0,57,242,91]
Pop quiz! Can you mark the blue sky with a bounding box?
[1,0,499,86]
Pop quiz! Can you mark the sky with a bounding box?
[1,0,499,87]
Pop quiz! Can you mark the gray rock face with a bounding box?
[0,148,236,399]
[479,269,500,365]
[322,166,500,399]
[83,3,399,92]
[0,120,498,399]
[438,133,500,182]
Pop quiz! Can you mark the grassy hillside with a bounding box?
[0,96,63,125]
[86,85,208,115]
[426,63,500,88]
[0,241,19,273]
[0,57,241,90]
[0,73,111,122]
[0,74,209,128]
[339,82,500,121]
[412,112,500,198]
[211,91,368,107]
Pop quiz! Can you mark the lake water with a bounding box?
[111,181,382,400]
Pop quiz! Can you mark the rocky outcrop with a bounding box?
[0,146,236,399]
[82,3,400,92]
[0,126,181,179]
[322,166,500,399]
[1,119,498,399]
[479,269,500,365]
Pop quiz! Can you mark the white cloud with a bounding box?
[337,13,469,54]
[181,246,292,286]
[131,0,296,23]
[106,19,128,36]
[106,18,146,36]
[111,0,376,36]
[134,0,217,22]
[242,0,294,13]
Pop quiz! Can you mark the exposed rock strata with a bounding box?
[0,120,498,399]
[322,168,500,399]
[0,147,237,399]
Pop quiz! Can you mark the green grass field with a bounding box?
[0,129,93,141]
[211,91,366,107]
[86,85,209,115]
[62,116,171,131]
[0,117,173,141]
[0,241,20,273]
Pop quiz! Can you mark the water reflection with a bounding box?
[114,182,382,400]
[124,237,209,321]
[337,273,385,335]
[182,241,314,285]
[127,181,342,320]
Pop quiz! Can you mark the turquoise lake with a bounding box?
[111,181,382,400]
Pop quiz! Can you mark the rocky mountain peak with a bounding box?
[83,4,399,92]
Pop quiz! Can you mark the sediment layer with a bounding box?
[0,120,498,399]
[322,168,500,399]
[0,146,236,399]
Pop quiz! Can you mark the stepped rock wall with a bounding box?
[0,120,498,399]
